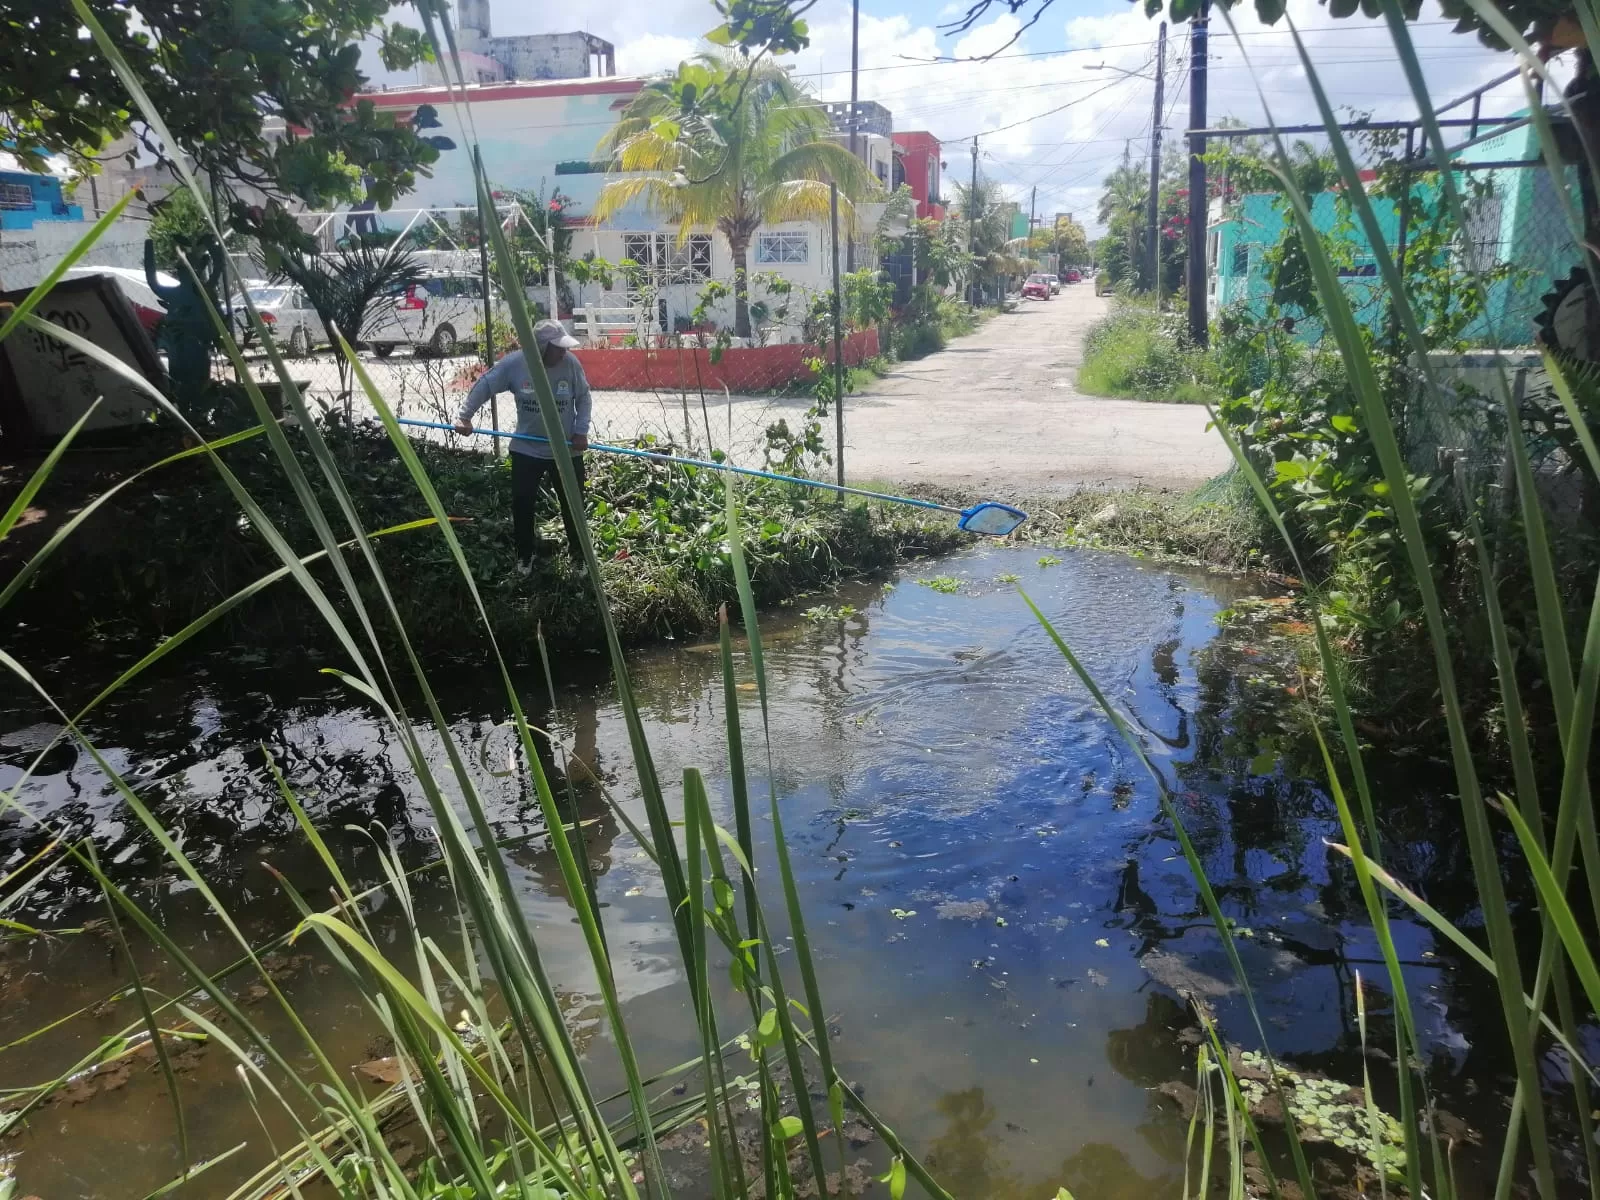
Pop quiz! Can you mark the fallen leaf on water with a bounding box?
[357,1057,409,1086]
[737,682,758,691]
[1094,938,1110,948]
[889,908,916,920]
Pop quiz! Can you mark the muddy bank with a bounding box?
[0,422,964,664]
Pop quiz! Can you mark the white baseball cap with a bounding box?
[534,319,579,349]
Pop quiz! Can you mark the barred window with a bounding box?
[671,234,713,280]
[620,233,712,279]
[756,232,808,264]
[621,233,657,268]
[1231,242,1249,275]
[1461,194,1504,271]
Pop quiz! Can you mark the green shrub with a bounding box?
[1077,304,1213,403]
[889,284,975,360]
[893,319,944,359]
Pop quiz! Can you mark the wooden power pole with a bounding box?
[1146,21,1166,298]
[968,136,979,304]
[846,0,860,271]
[1186,5,1210,345]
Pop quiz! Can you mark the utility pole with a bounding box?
[1028,185,1036,246]
[1146,21,1166,301]
[1186,4,1209,346]
[846,0,860,272]
[968,136,979,305]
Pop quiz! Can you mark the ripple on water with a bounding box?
[0,544,1494,1200]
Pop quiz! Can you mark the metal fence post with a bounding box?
[475,148,500,456]
[830,183,846,491]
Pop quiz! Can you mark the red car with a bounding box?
[1022,274,1051,300]
[1065,268,1082,284]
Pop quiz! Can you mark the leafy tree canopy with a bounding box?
[3,0,442,239]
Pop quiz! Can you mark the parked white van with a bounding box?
[366,272,510,358]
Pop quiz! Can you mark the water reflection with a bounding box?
[0,545,1516,1197]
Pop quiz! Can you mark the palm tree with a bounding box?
[593,56,879,338]
[952,177,1016,302]
[1098,151,1148,289]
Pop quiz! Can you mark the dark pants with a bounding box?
[511,452,586,563]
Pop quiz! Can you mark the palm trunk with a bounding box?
[729,234,752,339]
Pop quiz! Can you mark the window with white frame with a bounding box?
[619,233,713,279]
[756,231,808,264]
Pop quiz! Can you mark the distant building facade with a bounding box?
[408,0,614,85]
[357,78,847,334]
[890,132,944,221]
[824,100,895,192]
[0,168,82,230]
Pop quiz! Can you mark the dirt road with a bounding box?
[842,290,1230,496]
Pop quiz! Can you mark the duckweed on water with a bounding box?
[1234,1051,1407,1181]
[801,603,858,621]
[917,575,962,593]
[1036,555,1062,568]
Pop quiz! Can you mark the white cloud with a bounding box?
[615,33,702,75]
[615,0,1556,234]
[363,0,1565,237]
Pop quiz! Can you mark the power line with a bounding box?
[795,19,1462,77]
[944,77,1136,140]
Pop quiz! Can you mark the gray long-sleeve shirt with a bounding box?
[456,350,591,459]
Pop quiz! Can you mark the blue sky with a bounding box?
[380,0,1555,234]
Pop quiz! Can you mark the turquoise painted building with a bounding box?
[1204,120,1581,348]
[0,168,82,230]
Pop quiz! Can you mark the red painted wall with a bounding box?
[572,329,879,392]
[891,131,946,221]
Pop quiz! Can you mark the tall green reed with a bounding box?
[1021,7,1600,1197]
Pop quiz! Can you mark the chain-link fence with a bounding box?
[212,200,872,468]
[1389,160,1595,529]
[1397,350,1596,529]
[213,307,875,468]
[1205,116,1595,531]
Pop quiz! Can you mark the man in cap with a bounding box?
[455,319,591,571]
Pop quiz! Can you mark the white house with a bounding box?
[356,77,866,340]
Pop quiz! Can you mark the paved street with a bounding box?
[244,290,1229,495]
[842,290,1231,496]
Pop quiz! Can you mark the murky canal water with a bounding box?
[0,545,1513,1197]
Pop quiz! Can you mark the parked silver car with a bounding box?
[229,283,327,356]
[366,272,509,358]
